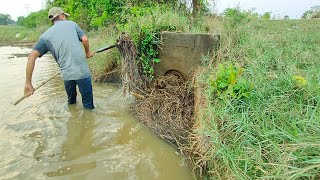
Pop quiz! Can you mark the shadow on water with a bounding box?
[44,106,100,177]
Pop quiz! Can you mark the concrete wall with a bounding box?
[154,32,220,79]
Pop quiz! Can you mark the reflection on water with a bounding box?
[61,107,100,161]
[0,46,193,180]
[45,107,99,177]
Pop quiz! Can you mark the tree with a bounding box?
[47,0,212,29]
[311,5,320,12]
[17,16,25,26]
[302,10,312,19]
[17,10,49,28]
[192,0,200,15]
[261,12,271,20]
[283,15,289,20]
[0,13,14,25]
[302,5,320,19]
[312,11,320,18]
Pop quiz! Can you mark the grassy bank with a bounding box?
[0,25,47,45]
[4,10,319,180]
[194,18,320,179]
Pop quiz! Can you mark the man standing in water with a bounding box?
[24,7,95,109]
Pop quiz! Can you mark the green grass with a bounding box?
[0,25,47,45]
[198,19,320,179]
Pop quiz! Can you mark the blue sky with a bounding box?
[0,0,319,20]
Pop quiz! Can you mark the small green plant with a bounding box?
[139,28,160,80]
[209,63,253,99]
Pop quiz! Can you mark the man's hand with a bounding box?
[86,51,93,58]
[24,83,34,97]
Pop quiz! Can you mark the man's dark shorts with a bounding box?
[63,77,94,109]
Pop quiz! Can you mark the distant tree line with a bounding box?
[16,0,208,29]
[15,1,320,29]
[17,10,49,28]
[302,5,320,19]
[0,13,14,25]
[47,0,210,29]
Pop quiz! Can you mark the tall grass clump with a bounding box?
[195,9,320,179]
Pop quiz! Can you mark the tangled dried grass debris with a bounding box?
[117,33,211,178]
[133,75,195,146]
[117,33,144,94]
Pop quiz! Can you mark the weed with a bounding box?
[209,63,253,100]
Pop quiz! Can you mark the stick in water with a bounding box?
[13,72,60,106]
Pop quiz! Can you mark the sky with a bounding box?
[215,0,320,19]
[0,0,44,20]
[0,0,319,20]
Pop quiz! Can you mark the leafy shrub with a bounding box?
[261,12,271,20]
[209,63,254,100]
[139,28,160,79]
[224,8,250,28]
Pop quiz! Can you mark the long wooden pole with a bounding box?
[13,72,60,106]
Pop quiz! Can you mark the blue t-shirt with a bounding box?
[33,20,91,80]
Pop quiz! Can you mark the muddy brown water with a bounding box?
[0,46,193,180]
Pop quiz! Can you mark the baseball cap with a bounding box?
[48,7,70,21]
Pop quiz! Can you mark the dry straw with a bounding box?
[118,33,198,178]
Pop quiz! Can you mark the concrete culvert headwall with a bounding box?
[154,32,220,80]
[96,32,220,83]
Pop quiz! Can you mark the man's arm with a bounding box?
[81,35,93,58]
[24,50,40,96]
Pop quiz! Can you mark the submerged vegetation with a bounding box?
[1,1,320,179]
